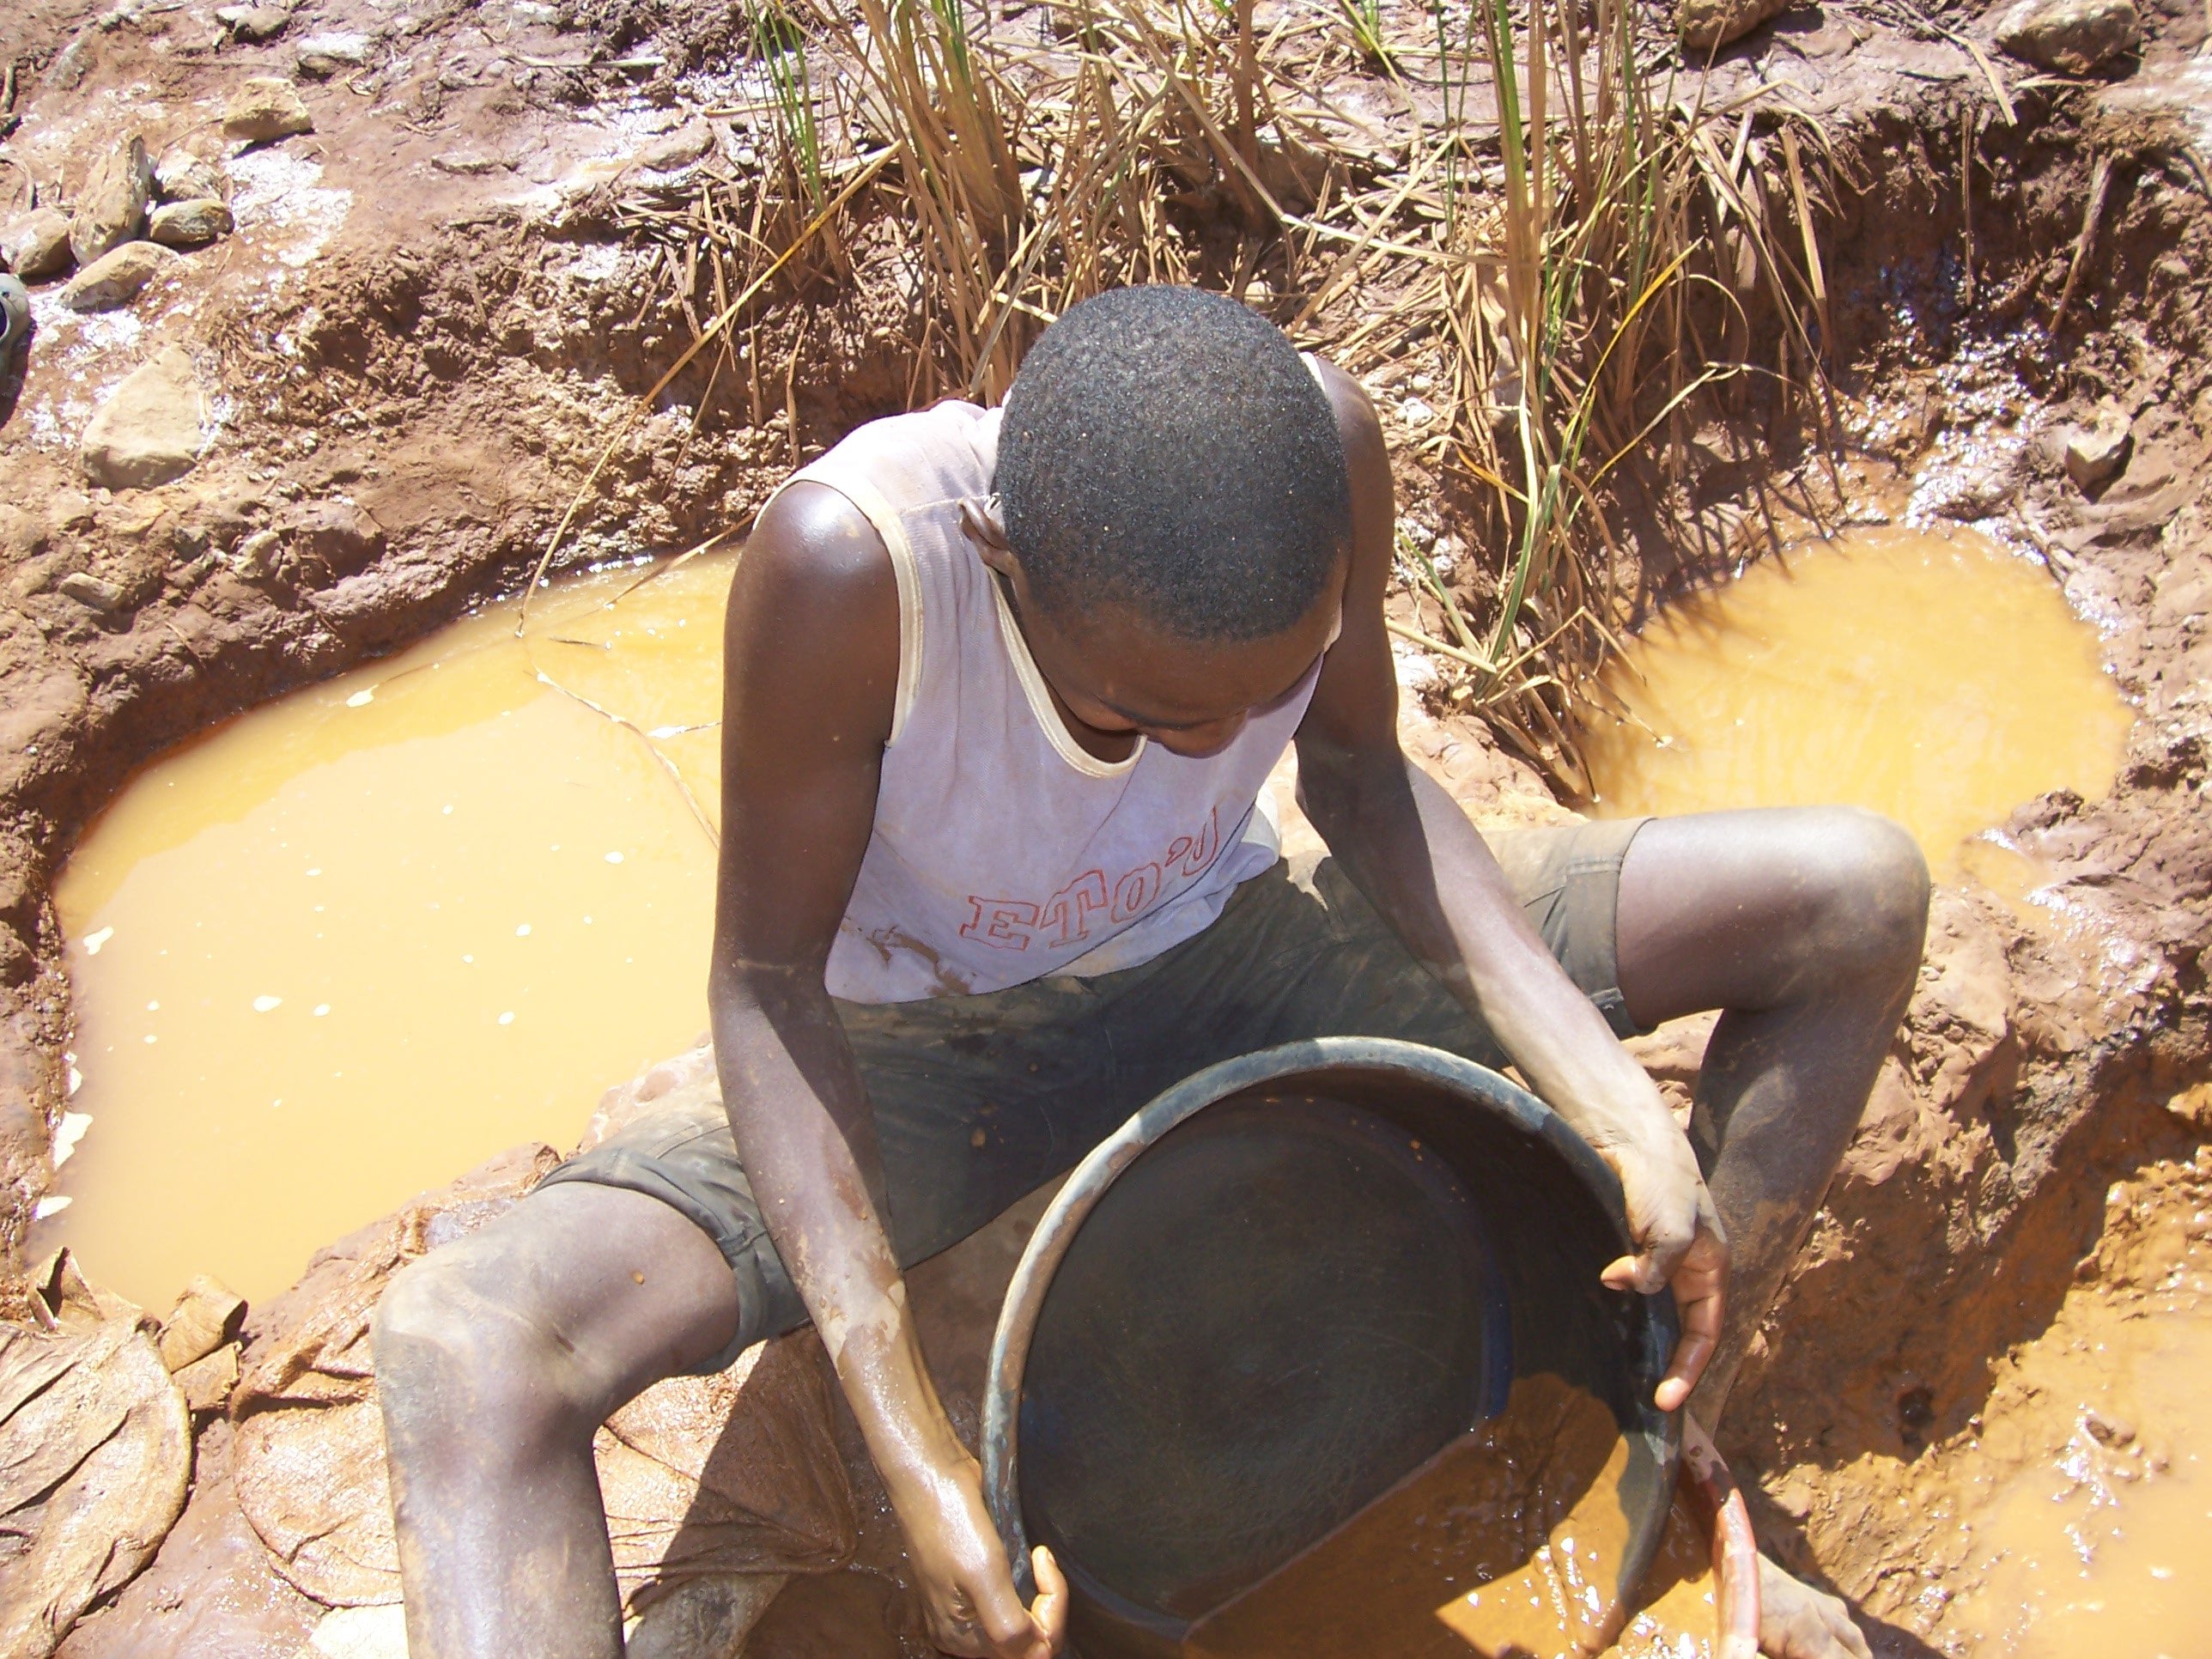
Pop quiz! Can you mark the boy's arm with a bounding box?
[711,483,1064,1659]
[1291,362,1726,1412]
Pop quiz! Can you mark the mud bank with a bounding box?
[1,0,2209,1648]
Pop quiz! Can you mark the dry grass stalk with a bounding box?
[599,0,1838,793]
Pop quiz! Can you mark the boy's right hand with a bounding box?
[892,1452,1067,1656]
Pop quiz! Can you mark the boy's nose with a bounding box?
[1149,713,1249,758]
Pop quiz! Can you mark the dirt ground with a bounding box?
[2,0,2210,1650]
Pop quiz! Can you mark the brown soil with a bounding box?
[3,0,2211,1650]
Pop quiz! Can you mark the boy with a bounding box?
[376,286,1918,1658]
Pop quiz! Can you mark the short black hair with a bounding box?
[996,286,1351,644]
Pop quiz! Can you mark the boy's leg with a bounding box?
[1613,805,1926,1659]
[374,1182,742,1659]
[1611,805,1929,1422]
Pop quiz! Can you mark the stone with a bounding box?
[69,136,154,267]
[148,199,234,247]
[2064,405,2132,492]
[638,122,715,172]
[0,505,45,561]
[1,208,74,280]
[152,154,224,204]
[1679,0,1792,52]
[215,3,293,40]
[0,1313,191,1658]
[232,526,282,579]
[1996,0,2138,74]
[158,1275,246,1370]
[81,349,207,490]
[294,31,373,76]
[173,1343,240,1413]
[57,574,126,613]
[222,77,313,143]
[59,240,179,312]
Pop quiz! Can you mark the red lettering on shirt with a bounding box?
[960,807,1229,955]
[958,897,1039,951]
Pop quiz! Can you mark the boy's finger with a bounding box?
[1028,1547,1069,1655]
[1654,1268,1725,1412]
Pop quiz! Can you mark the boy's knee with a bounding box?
[1808,809,1930,984]
[374,1251,592,1449]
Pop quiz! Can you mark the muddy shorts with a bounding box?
[535,819,1652,1366]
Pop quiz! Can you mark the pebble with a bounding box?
[154,154,226,204]
[149,199,234,248]
[1679,0,1792,52]
[216,3,294,41]
[1996,0,2139,73]
[60,240,179,312]
[294,32,373,77]
[430,151,516,176]
[233,527,283,579]
[69,136,154,268]
[2063,405,2131,492]
[222,76,315,143]
[80,348,206,490]
[0,208,74,280]
[57,573,127,613]
[638,122,715,173]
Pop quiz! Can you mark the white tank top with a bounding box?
[775,399,1322,1004]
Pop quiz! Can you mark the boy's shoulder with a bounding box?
[793,398,1001,511]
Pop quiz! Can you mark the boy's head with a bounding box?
[988,286,1352,757]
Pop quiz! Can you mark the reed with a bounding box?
[603,0,1834,792]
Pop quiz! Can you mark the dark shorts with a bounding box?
[535,819,1651,1366]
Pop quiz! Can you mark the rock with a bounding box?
[2064,405,2132,492]
[152,154,224,204]
[294,31,372,76]
[81,349,207,490]
[47,1420,321,1659]
[638,121,715,173]
[57,574,126,613]
[1,208,74,280]
[0,1314,191,1658]
[1679,0,1791,52]
[59,240,179,312]
[1996,0,2138,73]
[0,505,45,561]
[172,1343,240,1413]
[215,3,293,40]
[148,199,234,247]
[430,149,516,176]
[222,77,313,143]
[69,136,154,267]
[231,526,282,579]
[158,1275,246,1370]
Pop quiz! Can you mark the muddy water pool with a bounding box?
[1580,523,2133,872]
[37,555,737,1310]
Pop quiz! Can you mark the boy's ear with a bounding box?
[961,495,1019,578]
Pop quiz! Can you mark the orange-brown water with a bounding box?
[1187,1376,1710,1659]
[1917,1142,2212,1657]
[35,555,736,1310]
[1581,524,2133,873]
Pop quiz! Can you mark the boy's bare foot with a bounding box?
[1757,1556,1873,1659]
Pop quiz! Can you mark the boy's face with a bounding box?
[984,539,1347,761]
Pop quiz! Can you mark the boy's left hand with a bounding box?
[1593,1122,1729,1413]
